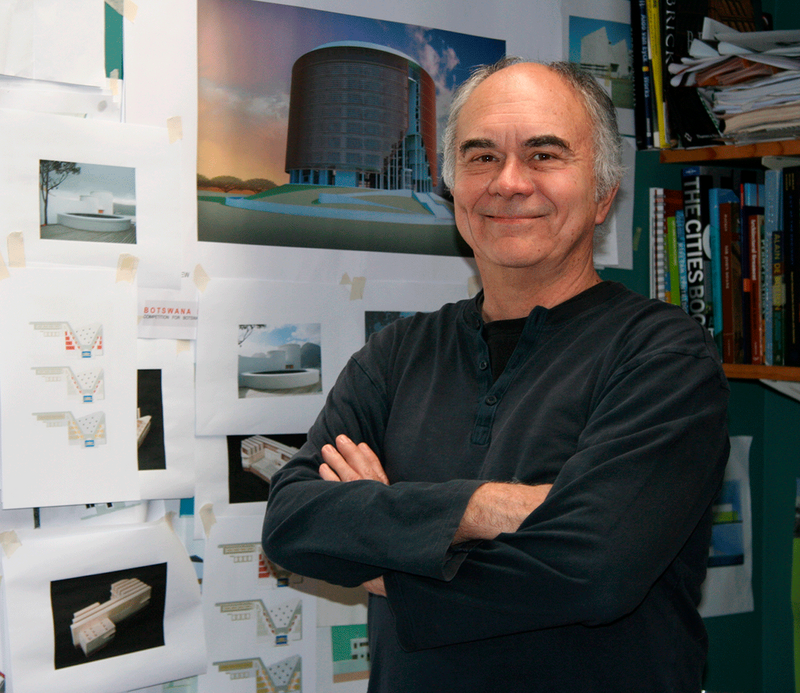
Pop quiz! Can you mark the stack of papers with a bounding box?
[669,26,800,144]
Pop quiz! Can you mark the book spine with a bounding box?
[720,202,734,362]
[709,188,724,353]
[667,215,681,305]
[632,0,654,148]
[650,188,666,300]
[645,0,665,147]
[764,169,781,366]
[682,169,713,332]
[773,227,785,366]
[676,209,689,312]
[748,213,764,365]
[785,170,800,366]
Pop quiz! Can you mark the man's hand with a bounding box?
[452,482,553,544]
[319,435,389,597]
[319,434,389,484]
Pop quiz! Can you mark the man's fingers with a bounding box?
[320,443,360,482]
[318,462,341,482]
[333,435,389,484]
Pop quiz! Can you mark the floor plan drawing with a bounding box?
[216,598,302,646]
[32,366,105,402]
[33,411,107,447]
[31,321,103,358]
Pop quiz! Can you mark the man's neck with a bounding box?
[479,265,602,322]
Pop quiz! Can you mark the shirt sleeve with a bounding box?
[262,352,484,587]
[382,348,730,650]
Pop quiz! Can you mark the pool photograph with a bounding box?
[39,160,137,245]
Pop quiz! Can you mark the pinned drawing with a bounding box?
[331,624,370,684]
[39,160,137,245]
[32,366,105,402]
[71,578,152,656]
[217,542,302,589]
[31,321,103,359]
[33,411,107,447]
[238,323,322,398]
[216,598,302,646]
[213,655,301,693]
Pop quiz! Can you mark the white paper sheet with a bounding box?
[0,266,141,508]
[699,435,754,618]
[195,277,472,436]
[137,338,197,500]
[0,0,106,88]
[0,519,206,693]
[0,108,183,289]
[197,515,317,693]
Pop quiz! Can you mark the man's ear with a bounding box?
[594,184,620,226]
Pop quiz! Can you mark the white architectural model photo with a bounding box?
[70,578,152,656]
[240,435,298,482]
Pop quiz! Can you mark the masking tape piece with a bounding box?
[176,339,191,354]
[108,68,120,97]
[193,264,211,292]
[7,232,25,268]
[105,0,138,21]
[0,252,9,281]
[349,276,366,300]
[0,530,21,558]
[467,275,482,298]
[116,253,139,283]
[167,116,183,144]
[340,273,351,285]
[200,503,216,537]
[632,226,642,253]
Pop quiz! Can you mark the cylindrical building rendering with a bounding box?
[285,41,437,192]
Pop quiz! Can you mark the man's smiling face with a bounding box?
[451,63,616,281]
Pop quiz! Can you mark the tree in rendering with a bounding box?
[40,160,81,225]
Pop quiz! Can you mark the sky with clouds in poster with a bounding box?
[197,0,506,183]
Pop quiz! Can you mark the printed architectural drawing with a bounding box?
[218,542,302,589]
[216,598,302,646]
[32,366,105,402]
[31,322,103,358]
[240,436,298,482]
[70,578,152,656]
[33,411,107,447]
[214,654,301,693]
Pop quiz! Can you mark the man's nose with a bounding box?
[487,156,535,197]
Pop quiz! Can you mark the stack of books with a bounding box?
[650,158,800,366]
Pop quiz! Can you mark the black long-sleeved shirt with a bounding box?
[263,281,730,692]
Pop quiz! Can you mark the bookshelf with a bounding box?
[660,140,800,164]
[657,140,800,382]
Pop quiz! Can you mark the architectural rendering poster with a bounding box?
[698,436,754,618]
[137,339,197,500]
[0,109,183,289]
[198,515,317,693]
[561,0,635,138]
[0,266,140,509]
[197,0,505,258]
[0,520,205,693]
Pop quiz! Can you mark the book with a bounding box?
[719,200,745,363]
[632,0,655,148]
[682,167,714,333]
[784,167,800,365]
[675,209,689,312]
[742,208,765,364]
[764,168,782,365]
[646,0,668,147]
[709,187,740,353]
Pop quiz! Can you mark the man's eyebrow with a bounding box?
[523,135,572,152]
[458,138,495,155]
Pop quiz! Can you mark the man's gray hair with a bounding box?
[440,57,624,202]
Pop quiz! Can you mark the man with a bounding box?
[263,58,729,692]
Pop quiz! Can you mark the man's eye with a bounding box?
[473,154,496,163]
[532,152,554,161]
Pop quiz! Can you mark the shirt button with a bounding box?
[479,360,489,370]
[485,395,498,406]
